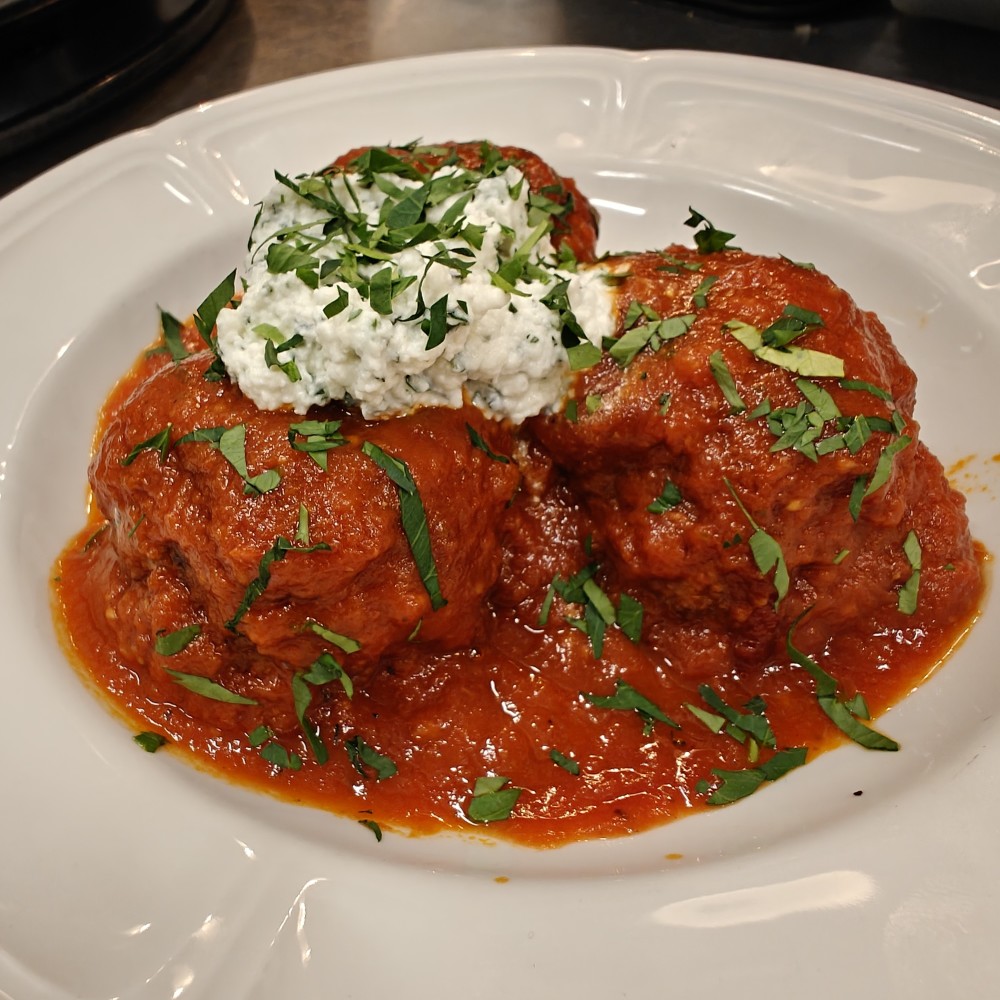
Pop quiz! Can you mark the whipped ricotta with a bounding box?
[216,150,614,423]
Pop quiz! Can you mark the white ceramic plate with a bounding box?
[2,48,999,1000]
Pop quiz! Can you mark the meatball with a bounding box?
[326,141,600,262]
[524,248,978,676]
[89,352,520,703]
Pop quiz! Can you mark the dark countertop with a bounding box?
[2,0,998,199]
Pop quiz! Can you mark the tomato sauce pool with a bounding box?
[52,331,985,847]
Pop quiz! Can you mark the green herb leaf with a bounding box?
[708,351,746,413]
[760,304,823,349]
[154,624,202,656]
[707,747,808,805]
[647,478,683,514]
[164,669,258,705]
[159,308,189,362]
[344,736,397,781]
[193,271,237,349]
[302,650,354,698]
[898,530,921,615]
[466,775,523,823]
[685,208,738,253]
[786,615,899,751]
[359,818,383,841]
[616,593,644,643]
[583,679,680,735]
[291,672,329,765]
[726,319,844,378]
[259,741,303,771]
[466,423,511,463]
[226,535,330,630]
[134,731,168,753]
[122,426,172,466]
[306,621,361,654]
[549,749,580,775]
[362,441,447,611]
[724,479,789,608]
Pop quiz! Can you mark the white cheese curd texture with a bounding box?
[216,160,615,423]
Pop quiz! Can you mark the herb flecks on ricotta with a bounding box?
[216,146,614,423]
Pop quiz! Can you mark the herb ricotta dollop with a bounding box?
[216,157,615,423]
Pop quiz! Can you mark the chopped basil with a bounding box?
[193,270,237,350]
[466,775,522,823]
[691,274,718,308]
[154,624,201,656]
[217,424,282,496]
[724,479,789,608]
[247,724,272,747]
[164,669,258,705]
[685,208,738,253]
[226,534,331,630]
[726,319,844,378]
[359,819,383,841]
[708,351,746,413]
[760,304,822,349]
[647,478,683,514]
[849,435,913,521]
[466,423,511,463]
[898,530,921,615]
[361,441,447,611]
[616,593,644,643]
[786,615,899,750]
[839,378,893,402]
[706,747,808,805]
[566,341,603,371]
[306,621,361,655]
[302,651,354,698]
[288,419,347,471]
[697,684,776,749]
[549,748,580,775]
[291,672,328,764]
[609,301,694,368]
[544,564,641,655]
[158,308,189,362]
[582,679,679,736]
[259,741,303,771]
[122,426,172,466]
[344,736,397,781]
[134,731,168,753]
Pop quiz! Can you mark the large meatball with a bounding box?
[326,141,600,263]
[88,351,520,707]
[523,248,979,676]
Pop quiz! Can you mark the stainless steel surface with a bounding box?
[2,0,998,197]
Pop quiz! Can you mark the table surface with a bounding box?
[2,0,999,199]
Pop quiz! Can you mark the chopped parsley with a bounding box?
[226,534,331,631]
[134,731,168,753]
[164,669,258,705]
[724,479,789,608]
[582,679,679,736]
[786,615,899,751]
[705,747,808,805]
[898,530,921,615]
[647,478,683,514]
[153,624,202,656]
[344,736,397,781]
[465,775,522,823]
[362,441,447,611]
[549,748,581,775]
[685,208,738,253]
